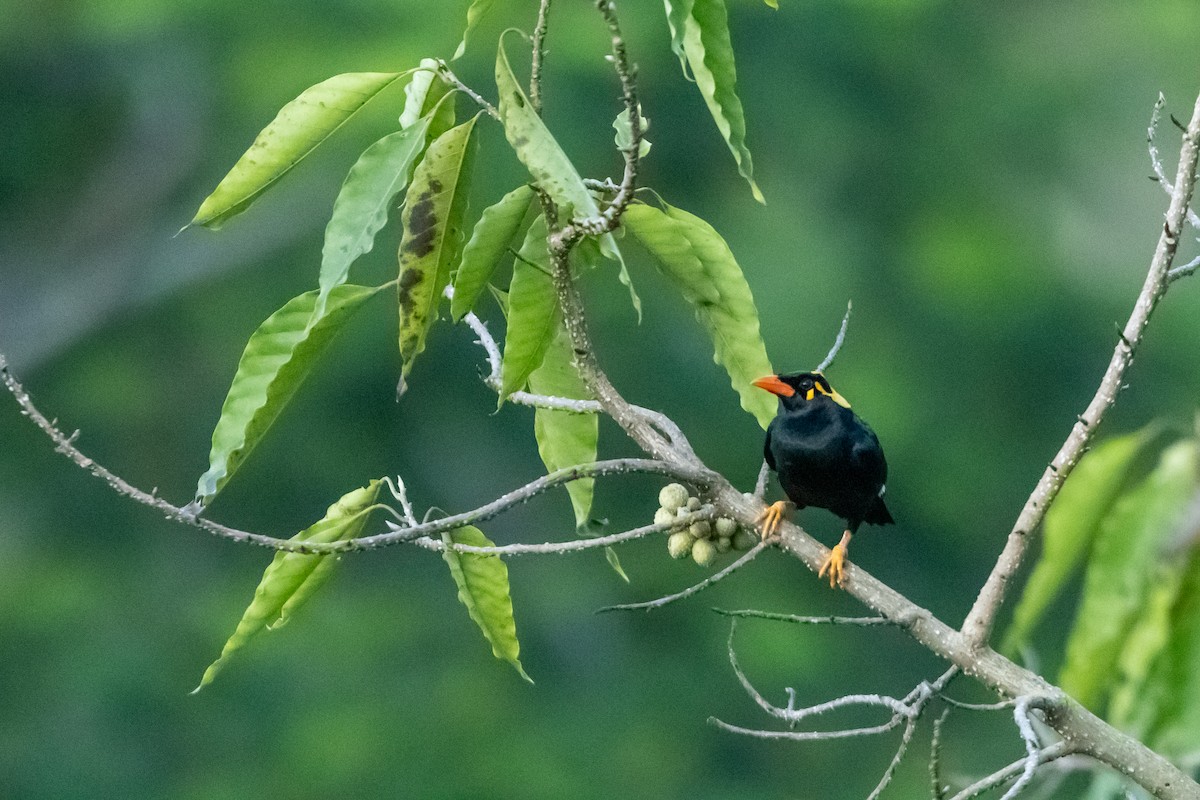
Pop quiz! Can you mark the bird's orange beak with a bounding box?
[752,375,794,397]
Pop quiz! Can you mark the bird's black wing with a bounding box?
[850,418,892,524]
[763,418,777,471]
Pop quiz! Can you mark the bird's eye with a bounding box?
[799,379,813,391]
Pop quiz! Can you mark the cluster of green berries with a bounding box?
[654,484,758,567]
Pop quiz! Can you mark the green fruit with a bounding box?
[732,529,758,551]
[686,497,702,511]
[689,520,712,539]
[715,536,732,553]
[658,484,689,513]
[667,531,695,559]
[654,507,676,528]
[715,517,738,537]
[692,538,717,567]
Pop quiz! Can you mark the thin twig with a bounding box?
[868,713,921,800]
[711,608,893,626]
[962,92,1200,647]
[435,60,500,120]
[408,507,714,556]
[816,300,853,372]
[1000,697,1045,800]
[529,0,552,115]
[1149,93,1200,230]
[945,741,1075,800]
[931,709,951,800]
[1167,252,1200,282]
[597,539,771,612]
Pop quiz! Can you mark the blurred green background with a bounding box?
[2,0,1199,797]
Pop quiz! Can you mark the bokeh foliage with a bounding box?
[2,0,1200,798]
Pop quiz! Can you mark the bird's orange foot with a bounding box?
[755,501,790,539]
[817,544,847,588]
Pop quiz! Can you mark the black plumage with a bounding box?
[753,371,892,586]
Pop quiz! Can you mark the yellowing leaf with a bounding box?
[193,285,380,507]
[397,115,481,376]
[622,201,775,428]
[452,184,535,322]
[190,72,403,229]
[442,526,532,682]
[194,481,381,691]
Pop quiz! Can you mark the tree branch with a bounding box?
[529,0,551,115]
[961,91,1200,647]
[597,539,771,612]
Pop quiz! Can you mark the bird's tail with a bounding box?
[865,496,894,526]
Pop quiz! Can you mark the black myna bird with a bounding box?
[752,371,892,587]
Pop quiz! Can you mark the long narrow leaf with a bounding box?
[442,526,532,682]
[397,115,481,376]
[1058,439,1198,710]
[494,33,620,263]
[318,123,431,298]
[452,184,535,321]
[1143,535,1200,757]
[1003,426,1161,654]
[400,60,456,141]
[663,0,695,73]
[500,217,558,402]
[529,321,597,529]
[622,201,775,428]
[679,0,763,203]
[193,284,380,506]
[190,72,403,229]
[194,481,381,691]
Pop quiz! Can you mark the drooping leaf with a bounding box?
[1003,427,1161,654]
[1058,439,1198,711]
[397,115,481,376]
[676,0,763,203]
[494,33,620,262]
[608,236,642,322]
[399,59,456,141]
[762,0,779,8]
[194,481,381,691]
[622,201,775,428]
[613,107,652,158]
[452,184,535,321]
[1143,539,1200,757]
[318,123,432,300]
[190,72,404,229]
[500,216,558,402]
[452,0,496,61]
[529,321,597,529]
[193,285,380,506]
[604,547,631,583]
[442,525,532,682]
[663,0,695,73]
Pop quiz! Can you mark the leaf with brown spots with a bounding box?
[396,115,480,376]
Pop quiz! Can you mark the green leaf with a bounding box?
[663,0,695,73]
[452,0,496,61]
[529,322,597,529]
[193,284,380,506]
[397,115,481,376]
[400,60,456,141]
[500,216,559,401]
[1058,438,1199,711]
[604,546,631,583]
[442,526,532,682]
[194,481,381,691]
[1003,426,1161,654]
[1143,540,1200,757]
[677,0,763,203]
[318,124,431,299]
[613,107,652,158]
[494,32,620,262]
[190,72,403,229]
[762,0,779,8]
[452,184,535,321]
[622,201,775,428]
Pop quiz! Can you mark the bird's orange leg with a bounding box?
[754,501,791,539]
[818,530,853,588]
